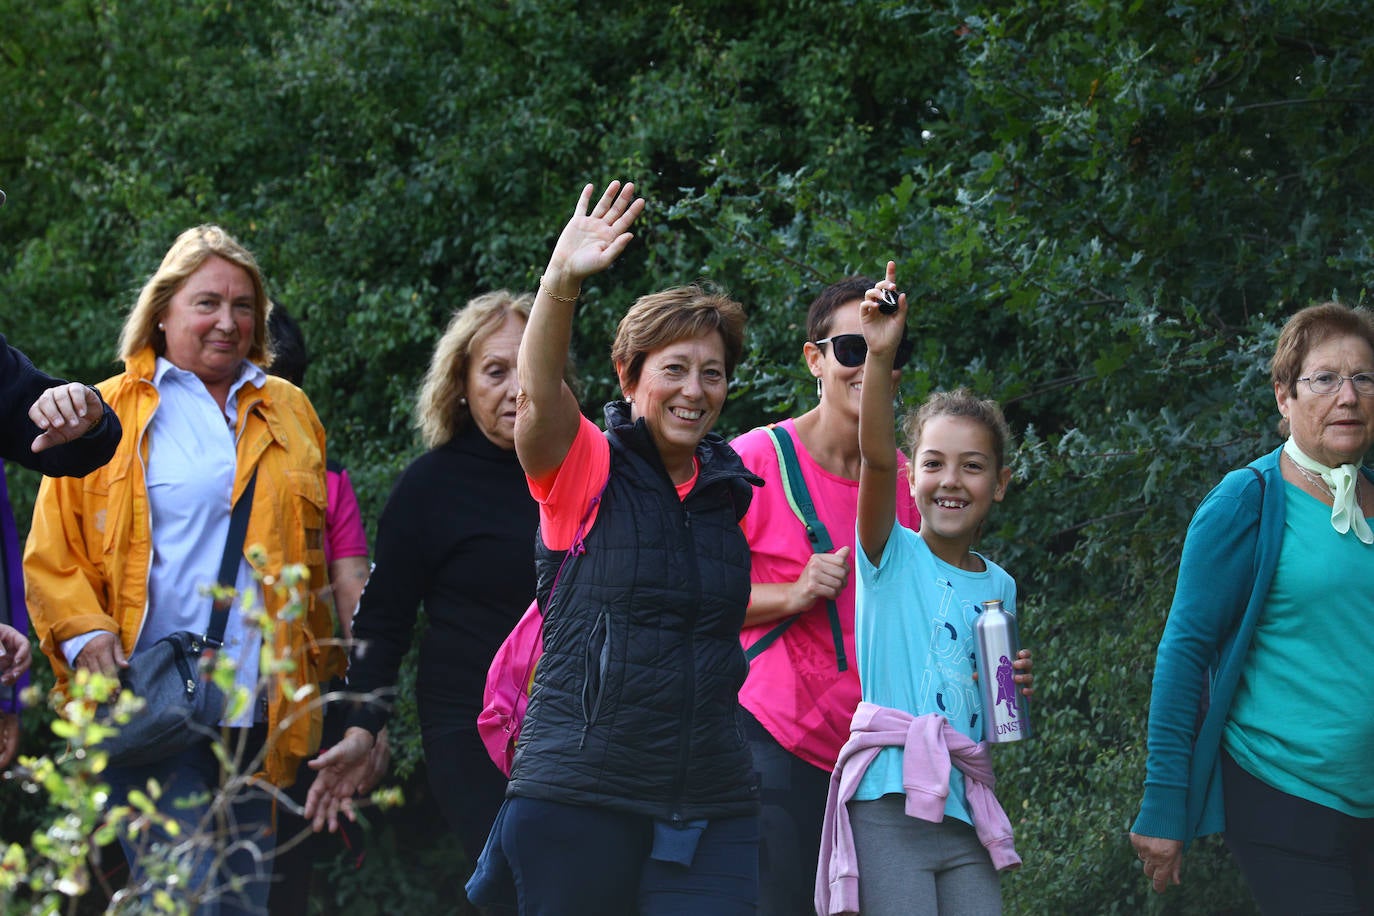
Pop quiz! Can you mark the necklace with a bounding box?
[1286,452,1364,512]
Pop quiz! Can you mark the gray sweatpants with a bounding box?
[848,794,1003,916]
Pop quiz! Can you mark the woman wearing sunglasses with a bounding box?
[729,275,920,913]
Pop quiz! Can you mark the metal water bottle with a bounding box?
[974,599,1031,744]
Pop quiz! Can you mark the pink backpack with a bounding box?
[477,473,607,776]
[477,598,543,776]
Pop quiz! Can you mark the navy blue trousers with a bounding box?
[497,796,758,915]
[1223,750,1374,915]
[105,727,275,916]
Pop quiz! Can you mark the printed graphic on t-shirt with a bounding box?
[919,574,980,735]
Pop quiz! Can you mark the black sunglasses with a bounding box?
[815,333,913,370]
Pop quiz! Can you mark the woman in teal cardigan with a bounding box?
[1131,302,1374,912]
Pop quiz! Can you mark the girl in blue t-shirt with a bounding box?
[842,262,1034,916]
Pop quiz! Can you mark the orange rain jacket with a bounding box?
[24,347,344,787]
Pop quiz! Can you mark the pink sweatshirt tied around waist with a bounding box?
[815,703,1022,916]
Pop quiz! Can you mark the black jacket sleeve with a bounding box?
[1,334,121,477]
[342,460,433,735]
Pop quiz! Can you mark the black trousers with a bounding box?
[1222,750,1374,916]
[422,724,511,863]
[741,709,832,916]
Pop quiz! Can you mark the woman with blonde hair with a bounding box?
[24,224,338,914]
[307,290,549,864]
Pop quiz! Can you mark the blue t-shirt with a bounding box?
[853,519,1017,823]
[1224,483,1374,816]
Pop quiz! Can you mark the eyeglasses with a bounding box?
[1298,371,1374,397]
[814,333,913,370]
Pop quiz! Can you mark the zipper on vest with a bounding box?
[579,609,611,748]
[670,508,699,817]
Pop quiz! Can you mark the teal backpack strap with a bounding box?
[743,425,848,671]
[772,423,833,554]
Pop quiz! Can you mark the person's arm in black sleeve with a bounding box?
[305,462,433,832]
[1,335,121,477]
[340,466,432,734]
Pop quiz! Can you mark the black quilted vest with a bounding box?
[508,401,763,821]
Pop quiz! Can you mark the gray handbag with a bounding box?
[97,471,257,767]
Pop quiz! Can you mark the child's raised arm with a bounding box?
[856,261,908,565]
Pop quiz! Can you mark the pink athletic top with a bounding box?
[732,418,919,771]
[325,467,368,563]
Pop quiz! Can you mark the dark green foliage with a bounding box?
[4,0,1370,911]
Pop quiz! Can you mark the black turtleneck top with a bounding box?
[345,422,539,737]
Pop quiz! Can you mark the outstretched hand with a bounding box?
[29,383,106,454]
[305,726,377,833]
[0,623,32,686]
[860,261,908,361]
[543,181,646,290]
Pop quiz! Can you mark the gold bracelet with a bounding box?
[540,276,580,303]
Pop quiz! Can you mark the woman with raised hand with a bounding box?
[486,180,763,914]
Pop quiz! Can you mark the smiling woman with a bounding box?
[610,284,742,480]
[24,224,337,914]
[116,226,271,403]
[462,181,764,915]
[158,256,258,407]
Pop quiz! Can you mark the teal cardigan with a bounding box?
[1133,446,1374,842]
[1133,448,1285,843]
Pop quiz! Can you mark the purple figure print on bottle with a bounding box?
[995,654,1018,719]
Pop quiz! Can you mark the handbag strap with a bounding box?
[205,469,258,649]
[744,425,848,671]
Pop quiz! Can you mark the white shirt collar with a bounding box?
[153,356,267,422]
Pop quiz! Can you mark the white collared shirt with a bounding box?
[141,358,267,727]
[62,358,268,727]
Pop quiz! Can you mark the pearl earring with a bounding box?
[460,397,467,406]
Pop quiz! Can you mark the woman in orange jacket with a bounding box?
[24,224,342,916]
